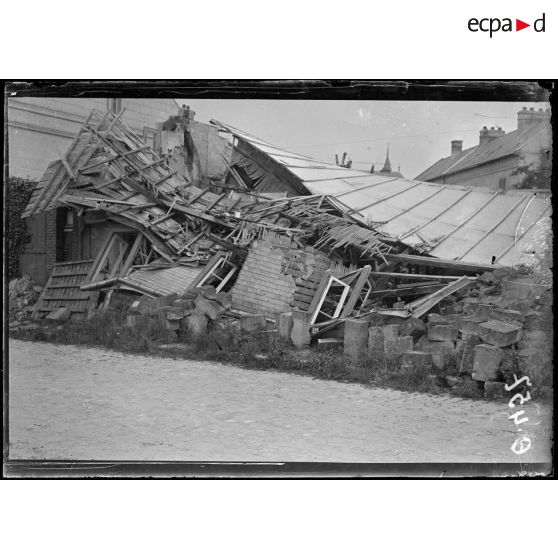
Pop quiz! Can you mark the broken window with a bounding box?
[188,251,239,293]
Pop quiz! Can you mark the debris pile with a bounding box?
[9,276,42,325]
[15,108,552,397]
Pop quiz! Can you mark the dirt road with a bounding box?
[7,340,553,463]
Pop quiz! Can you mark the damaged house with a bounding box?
[18,107,552,388]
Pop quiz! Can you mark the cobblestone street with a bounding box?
[8,340,553,463]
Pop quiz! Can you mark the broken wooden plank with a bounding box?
[407,276,474,319]
[369,271,464,281]
[339,265,371,318]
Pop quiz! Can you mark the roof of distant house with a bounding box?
[415,119,550,182]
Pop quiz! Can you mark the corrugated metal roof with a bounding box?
[124,266,201,296]
[215,121,552,268]
[415,120,551,181]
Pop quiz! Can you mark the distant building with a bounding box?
[374,145,403,178]
[415,107,551,191]
[7,98,181,180]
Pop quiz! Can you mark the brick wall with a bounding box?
[231,236,353,317]
[231,240,298,315]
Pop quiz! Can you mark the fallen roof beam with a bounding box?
[407,276,474,319]
[383,253,493,273]
[369,271,464,281]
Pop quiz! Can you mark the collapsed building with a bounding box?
[18,108,553,395]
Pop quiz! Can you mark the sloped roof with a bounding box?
[214,120,551,268]
[416,120,550,182]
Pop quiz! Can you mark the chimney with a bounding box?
[517,106,551,132]
[451,140,463,156]
[479,126,505,146]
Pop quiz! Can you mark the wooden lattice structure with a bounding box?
[32,260,98,319]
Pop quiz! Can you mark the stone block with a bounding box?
[195,295,225,321]
[484,381,508,400]
[475,304,495,321]
[344,319,369,360]
[507,300,532,314]
[401,351,432,373]
[439,301,460,315]
[400,317,427,340]
[366,313,384,327]
[491,308,524,326]
[428,324,458,342]
[462,332,482,347]
[441,313,463,330]
[382,316,407,328]
[392,335,414,356]
[241,314,267,332]
[460,317,485,337]
[472,344,504,381]
[368,326,384,354]
[428,313,446,325]
[479,320,522,348]
[188,309,208,336]
[517,329,548,350]
[290,310,311,347]
[46,307,71,322]
[502,279,547,303]
[419,339,455,354]
[167,309,185,321]
[173,298,195,311]
[278,312,293,341]
[382,324,401,355]
[523,311,550,331]
[517,348,550,381]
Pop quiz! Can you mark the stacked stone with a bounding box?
[126,286,234,337]
[8,275,42,330]
[464,276,552,399]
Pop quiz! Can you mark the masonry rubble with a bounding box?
[11,109,553,398]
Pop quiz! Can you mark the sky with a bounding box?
[175,99,550,179]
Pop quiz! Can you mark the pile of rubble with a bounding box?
[126,285,273,337]
[8,276,42,325]
[330,270,552,398]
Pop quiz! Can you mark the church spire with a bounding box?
[381,144,392,173]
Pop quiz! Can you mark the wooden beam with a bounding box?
[370,271,464,280]
[408,276,474,319]
[340,265,371,318]
[383,253,493,273]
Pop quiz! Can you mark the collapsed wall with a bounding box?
[231,236,333,317]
